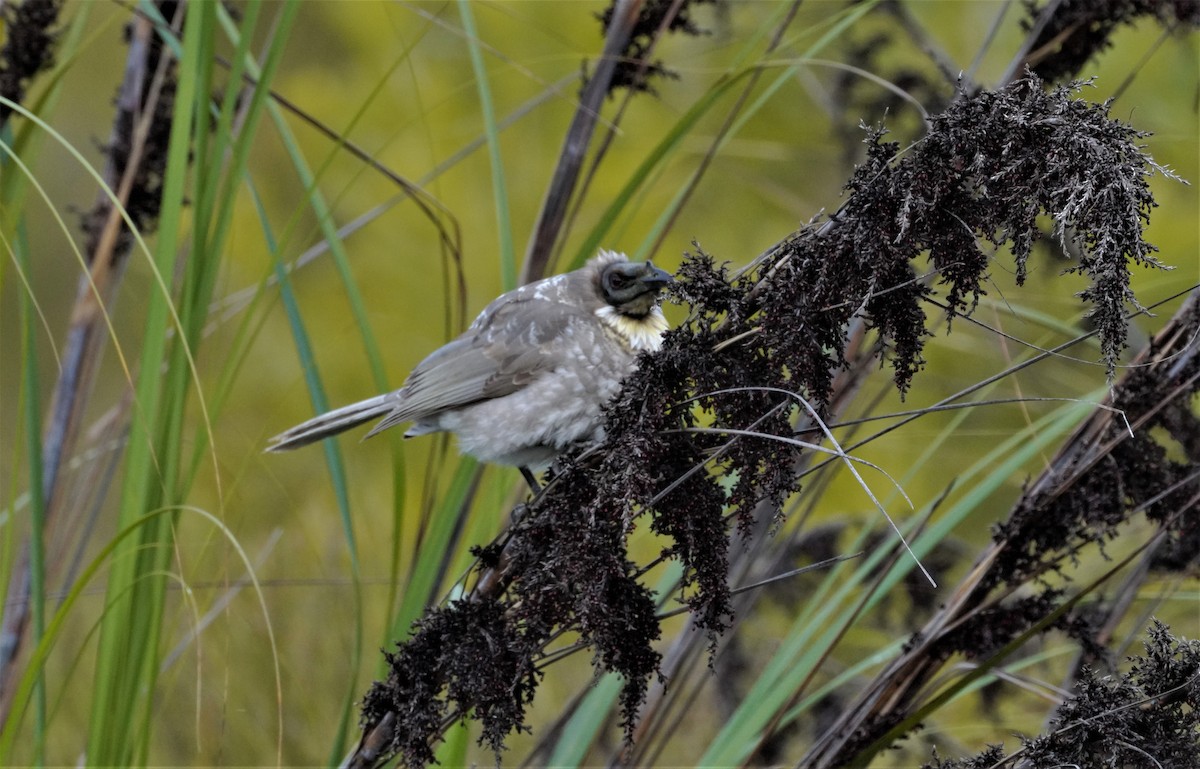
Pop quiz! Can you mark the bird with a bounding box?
[267,250,673,487]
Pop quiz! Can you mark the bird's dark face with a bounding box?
[599,261,673,317]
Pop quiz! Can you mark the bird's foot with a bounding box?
[519,466,542,495]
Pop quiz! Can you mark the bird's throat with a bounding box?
[595,305,668,352]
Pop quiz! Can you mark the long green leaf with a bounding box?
[458,0,515,290]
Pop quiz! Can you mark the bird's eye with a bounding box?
[608,273,630,289]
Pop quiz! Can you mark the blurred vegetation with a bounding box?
[0,1,1196,767]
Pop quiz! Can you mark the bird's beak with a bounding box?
[641,262,674,289]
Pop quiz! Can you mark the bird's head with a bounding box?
[599,259,673,317]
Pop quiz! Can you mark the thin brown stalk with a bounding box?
[521,0,643,282]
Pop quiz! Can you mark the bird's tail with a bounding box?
[266,394,395,452]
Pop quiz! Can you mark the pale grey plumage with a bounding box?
[267,250,672,470]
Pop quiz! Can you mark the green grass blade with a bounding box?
[389,458,482,641]
[458,0,515,290]
[15,222,47,764]
[84,2,208,758]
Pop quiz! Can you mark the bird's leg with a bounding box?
[347,711,395,769]
[519,466,542,495]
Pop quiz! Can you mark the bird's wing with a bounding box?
[366,297,586,435]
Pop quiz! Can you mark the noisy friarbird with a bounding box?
[267,250,673,485]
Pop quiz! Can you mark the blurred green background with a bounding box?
[0,1,1195,766]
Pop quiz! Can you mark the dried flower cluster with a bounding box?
[0,0,62,124]
[81,5,180,255]
[595,0,717,94]
[926,621,1200,769]
[1022,0,1200,82]
[355,73,1178,769]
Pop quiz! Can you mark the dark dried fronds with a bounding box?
[924,592,1111,670]
[991,294,1200,591]
[895,73,1168,378]
[927,592,1063,661]
[595,0,718,94]
[799,291,1199,769]
[0,0,62,125]
[925,745,1008,769]
[1021,0,1200,82]
[359,600,539,769]
[760,73,1170,392]
[924,620,1200,769]
[355,73,1179,768]
[81,5,180,256]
